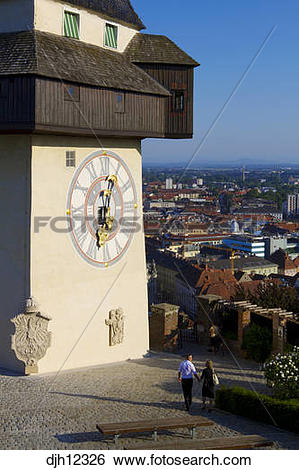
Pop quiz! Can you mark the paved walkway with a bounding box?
[0,346,297,450]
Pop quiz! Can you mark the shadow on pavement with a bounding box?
[50,391,186,412]
[56,432,103,443]
[55,429,187,445]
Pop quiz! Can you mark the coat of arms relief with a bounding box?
[105,308,125,346]
[11,297,52,374]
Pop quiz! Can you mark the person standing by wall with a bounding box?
[178,354,200,412]
[200,360,219,412]
[209,324,220,354]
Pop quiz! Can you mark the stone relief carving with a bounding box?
[105,308,125,346]
[147,259,158,281]
[11,297,52,374]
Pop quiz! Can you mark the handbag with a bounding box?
[213,371,219,386]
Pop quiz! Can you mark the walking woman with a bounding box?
[200,360,219,412]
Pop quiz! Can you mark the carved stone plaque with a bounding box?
[105,308,125,346]
[11,297,52,374]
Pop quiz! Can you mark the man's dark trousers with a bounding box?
[182,378,193,410]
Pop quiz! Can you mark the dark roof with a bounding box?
[269,273,299,287]
[234,271,248,282]
[146,248,207,289]
[146,248,179,271]
[0,31,169,96]
[268,248,296,270]
[63,0,145,30]
[175,264,201,288]
[125,34,199,66]
[146,248,200,282]
[206,257,278,271]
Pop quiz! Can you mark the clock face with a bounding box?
[66,150,137,268]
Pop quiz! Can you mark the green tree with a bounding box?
[232,283,299,314]
[250,284,299,314]
[246,188,260,198]
[242,324,272,363]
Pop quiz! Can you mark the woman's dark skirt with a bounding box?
[202,384,215,399]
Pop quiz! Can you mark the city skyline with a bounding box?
[136,0,299,165]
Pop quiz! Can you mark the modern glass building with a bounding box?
[223,236,265,258]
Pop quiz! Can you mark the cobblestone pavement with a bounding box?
[0,347,298,450]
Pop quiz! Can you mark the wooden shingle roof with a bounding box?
[63,0,145,30]
[0,31,170,96]
[125,34,199,66]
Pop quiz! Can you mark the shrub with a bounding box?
[242,323,272,363]
[223,330,238,341]
[264,346,299,399]
[216,386,299,434]
[221,309,238,340]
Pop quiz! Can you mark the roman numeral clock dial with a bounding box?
[66,151,138,268]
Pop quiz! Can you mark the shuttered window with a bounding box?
[64,11,80,39]
[105,24,118,49]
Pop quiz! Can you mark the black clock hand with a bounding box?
[96,175,118,249]
[106,174,117,192]
[97,203,106,227]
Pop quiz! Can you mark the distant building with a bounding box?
[264,236,288,258]
[231,220,240,234]
[242,165,246,183]
[233,207,283,220]
[219,193,232,214]
[144,221,161,236]
[268,249,298,277]
[234,272,252,283]
[184,223,209,235]
[146,200,176,209]
[223,235,265,258]
[204,256,278,276]
[166,178,173,190]
[167,233,227,258]
[287,194,299,215]
[197,178,204,186]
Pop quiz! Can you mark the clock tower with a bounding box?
[0,0,198,374]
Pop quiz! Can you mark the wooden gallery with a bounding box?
[0,0,198,374]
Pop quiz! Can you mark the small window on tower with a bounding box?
[105,23,118,49]
[172,90,185,112]
[66,151,76,168]
[64,11,80,39]
[64,84,80,102]
[115,92,125,113]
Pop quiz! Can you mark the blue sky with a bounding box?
[132,0,299,166]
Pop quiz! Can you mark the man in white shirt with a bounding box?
[178,354,200,411]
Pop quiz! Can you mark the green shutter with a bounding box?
[64,12,79,39]
[105,24,118,48]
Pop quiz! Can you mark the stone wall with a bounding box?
[149,303,179,352]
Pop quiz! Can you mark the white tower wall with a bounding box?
[30,136,149,373]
